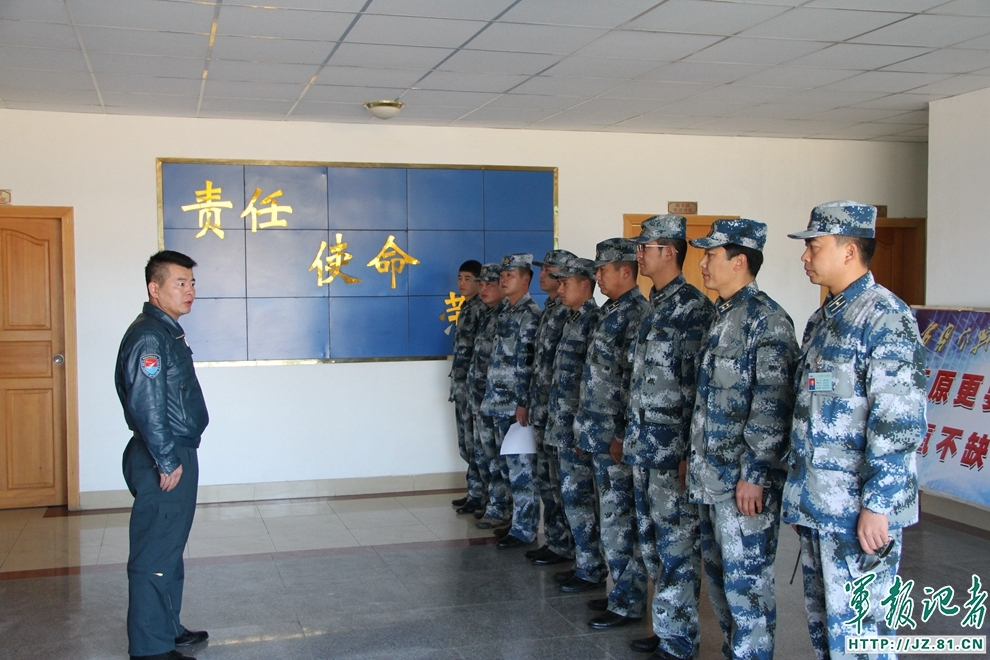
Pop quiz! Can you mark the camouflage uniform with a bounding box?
[482,254,542,542]
[530,250,578,559]
[688,220,799,660]
[546,279,603,582]
[783,202,927,660]
[576,239,651,619]
[625,216,716,660]
[449,293,489,504]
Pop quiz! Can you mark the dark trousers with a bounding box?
[122,438,199,657]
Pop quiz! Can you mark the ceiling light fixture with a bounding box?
[364,100,404,120]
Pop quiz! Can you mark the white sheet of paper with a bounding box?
[500,422,537,455]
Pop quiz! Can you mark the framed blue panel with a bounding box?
[164,229,245,299]
[409,295,456,357]
[330,297,408,359]
[247,297,330,360]
[245,229,330,298]
[327,230,413,297]
[244,165,329,231]
[484,230,555,296]
[484,170,554,231]
[180,298,248,362]
[407,169,484,231]
[407,230,484,297]
[327,167,406,231]
[162,163,244,231]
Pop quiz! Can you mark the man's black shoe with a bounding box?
[451,496,468,507]
[588,610,639,629]
[630,634,661,653]
[586,598,608,612]
[532,550,570,565]
[473,509,486,519]
[455,500,481,515]
[496,534,529,549]
[559,575,605,593]
[175,630,208,647]
[649,647,686,660]
[553,569,576,584]
[130,651,196,660]
[525,544,549,559]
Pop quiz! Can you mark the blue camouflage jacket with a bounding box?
[529,296,571,428]
[782,272,927,533]
[449,294,487,402]
[546,298,600,448]
[688,282,798,504]
[481,293,542,420]
[466,299,506,408]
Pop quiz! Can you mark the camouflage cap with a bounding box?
[592,238,638,267]
[476,263,501,283]
[788,200,877,240]
[499,253,534,271]
[551,256,596,280]
[634,214,687,243]
[533,249,577,268]
[689,218,767,251]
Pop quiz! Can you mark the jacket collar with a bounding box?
[715,280,759,316]
[143,302,186,339]
[823,271,874,319]
[650,273,686,306]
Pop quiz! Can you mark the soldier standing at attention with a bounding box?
[783,202,926,660]
[449,260,487,515]
[526,250,578,566]
[688,219,798,660]
[481,254,543,548]
[467,264,509,529]
[624,216,715,660]
[575,238,651,628]
[544,257,603,588]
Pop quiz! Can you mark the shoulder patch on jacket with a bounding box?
[140,354,161,378]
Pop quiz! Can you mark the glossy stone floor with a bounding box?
[0,492,986,659]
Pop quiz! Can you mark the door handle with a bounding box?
[53,354,65,365]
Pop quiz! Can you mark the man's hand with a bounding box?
[735,479,764,517]
[516,406,530,427]
[857,507,890,555]
[159,464,183,492]
[678,460,687,493]
[609,438,623,464]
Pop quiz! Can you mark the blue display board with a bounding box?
[159,161,555,362]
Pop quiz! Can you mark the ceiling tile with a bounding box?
[602,80,715,102]
[199,96,295,114]
[530,113,613,130]
[641,61,768,84]
[785,43,933,70]
[882,48,990,74]
[928,0,990,16]
[224,0,370,12]
[735,66,860,88]
[876,109,928,123]
[486,93,581,110]
[211,36,332,66]
[804,0,946,10]
[653,98,750,117]
[455,106,557,123]
[0,68,93,90]
[851,14,990,48]
[778,88,888,107]
[808,122,905,138]
[510,75,622,96]
[417,70,530,93]
[439,49,560,75]
[204,79,304,100]
[216,6,355,41]
[497,0,658,28]
[605,112,712,131]
[468,22,608,54]
[686,37,827,65]
[544,56,661,79]
[381,104,472,120]
[955,34,990,50]
[89,53,205,78]
[79,27,209,57]
[0,45,88,71]
[316,65,426,88]
[0,19,79,49]
[289,100,371,119]
[1,87,101,104]
[329,43,450,69]
[686,84,798,104]
[0,0,68,23]
[72,0,215,32]
[740,7,904,41]
[850,94,931,110]
[823,71,951,93]
[365,0,513,21]
[399,89,500,107]
[97,74,202,96]
[206,60,318,83]
[893,126,928,137]
[4,99,104,112]
[345,15,486,49]
[626,0,789,36]
[806,106,908,122]
[303,84,406,103]
[730,103,823,119]
[102,92,198,113]
[905,74,990,95]
[577,31,722,61]
[197,109,287,120]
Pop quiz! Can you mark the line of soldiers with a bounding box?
[448,202,927,660]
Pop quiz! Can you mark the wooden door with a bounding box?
[624,214,738,302]
[0,210,73,509]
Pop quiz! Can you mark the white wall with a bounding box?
[0,109,928,497]
[928,86,990,309]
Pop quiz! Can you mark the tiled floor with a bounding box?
[0,492,986,659]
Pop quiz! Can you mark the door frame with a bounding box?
[0,206,79,510]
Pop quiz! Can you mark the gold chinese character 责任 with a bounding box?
[241,188,292,232]
[309,233,361,286]
[367,235,420,289]
[181,180,233,239]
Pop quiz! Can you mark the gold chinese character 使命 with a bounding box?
[309,233,361,286]
[240,188,292,232]
[181,180,233,239]
[367,235,420,289]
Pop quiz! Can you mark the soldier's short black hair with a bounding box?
[834,235,877,267]
[661,239,688,269]
[612,260,639,280]
[146,250,197,285]
[519,266,533,281]
[459,260,482,277]
[723,244,763,277]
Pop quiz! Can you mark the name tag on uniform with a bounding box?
[808,372,833,393]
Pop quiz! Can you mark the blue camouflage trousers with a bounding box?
[472,407,510,521]
[558,445,606,582]
[699,494,781,660]
[455,397,483,502]
[495,420,539,542]
[797,526,904,660]
[633,466,701,660]
[592,453,648,618]
[535,427,574,558]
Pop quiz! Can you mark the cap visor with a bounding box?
[632,235,653,244]
[688,237,723,249]
[787,230,828,239]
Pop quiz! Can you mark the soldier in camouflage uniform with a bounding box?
[783,202,927,660]
[466,264,508,527]
[687,219,798,660]
[575,238,651,627]
[526,250,578,565]
[449,260,487,515]
[624,216,715,660]
[481,254,543,547]
[544,257,604,589]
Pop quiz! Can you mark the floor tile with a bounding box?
[350,524,440,546]
[192,503,261,522]
[257,500,333,518]
[189,516,270,539]
[0,545,102,572]
[329,497,405,513]
[262,512,348,536]
[337,508,424,530]
[423,520,497,541]
[187,533,277,558]
[270,528,360,552]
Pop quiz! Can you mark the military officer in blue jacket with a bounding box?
[115,251,209,660]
